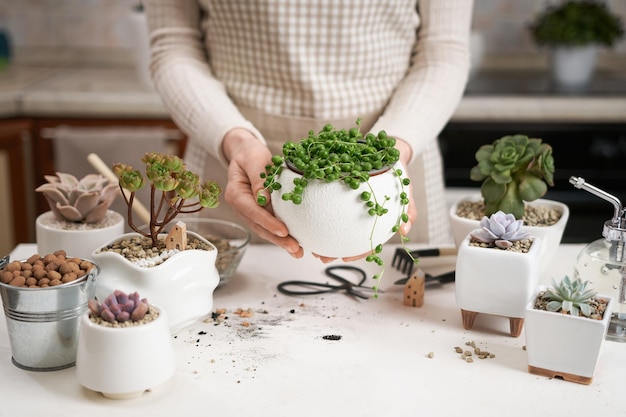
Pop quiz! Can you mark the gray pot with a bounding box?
[0,256,98,371]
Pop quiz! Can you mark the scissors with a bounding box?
[277,265,377,299]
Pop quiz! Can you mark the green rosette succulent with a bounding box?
[470,134,555,219]
[112,152,222,247]
[542,275,597,317]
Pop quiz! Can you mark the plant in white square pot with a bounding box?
[449,134,568,274]
[525,275,614,385]
[76,289,175,399]
[455,211,542,337]
[35,173,124,260]
[91,152,223,333]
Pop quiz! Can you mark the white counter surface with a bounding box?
[1,243,624,417]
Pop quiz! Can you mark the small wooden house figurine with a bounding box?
[403,269,425,308]
[166,221,187,251]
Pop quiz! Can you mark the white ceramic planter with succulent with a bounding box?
[525,277,614,385]
[35,173,124,260]
[257,121,413,293]
[450,195,569,274]
[449,134,568,274]
[92,231,219,333]
[76,290,176,399]
[91,152,223,333]
[455,211,542,337]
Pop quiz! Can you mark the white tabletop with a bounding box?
[1,243,624,417]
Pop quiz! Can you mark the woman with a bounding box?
[144,0,473,260]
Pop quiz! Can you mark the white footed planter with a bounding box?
[272,162,405,258]
[91,231,220,333]
[75,305,175,399]
[525,286,614,385]
[36,210,124,260]
[449,195,569,274]
[455,234,542,337]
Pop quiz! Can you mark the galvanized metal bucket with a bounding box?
[0,256,98,371]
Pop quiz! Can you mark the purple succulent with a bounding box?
[88,290,150,323]
[469,210,530,249]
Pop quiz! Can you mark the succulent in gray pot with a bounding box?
[455,211,542,337]
[76,289,175,399]
[528,0,624,90]
[449,134,569,274]
[525,275,614,384]
[35,173,124,260]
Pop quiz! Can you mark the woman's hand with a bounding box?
[222,128,304,259]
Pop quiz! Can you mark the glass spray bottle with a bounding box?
[571,176,626,342]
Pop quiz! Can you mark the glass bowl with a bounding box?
[175,218,251,286]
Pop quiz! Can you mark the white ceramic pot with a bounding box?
[36,210,124,260]
[75,305,175,399]
[550,45,598,90]
[524,286,614,385]
[91,231,220,333]
[272,162,406,258]
[449,195,569,274]
[455,233,542,337]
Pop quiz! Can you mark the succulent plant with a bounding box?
[113,152,222,247]
[256,119,414,297]
[542,275,597,317]
[470,134,554,219]
[35,173,119,223]
[88,289,150,323]
[469,210,530,249]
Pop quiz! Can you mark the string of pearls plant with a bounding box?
[256,118,417,296]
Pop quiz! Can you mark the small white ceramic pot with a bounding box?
[449,195,569,274]
[550,45,598,90]
[525,286,614,385]
[75,305,175,399]
[36,210,124,260]
[272,162,406,258]
[91,231,220,333]
[455,234,542,337]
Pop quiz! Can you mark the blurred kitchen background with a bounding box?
[0,0,625,255]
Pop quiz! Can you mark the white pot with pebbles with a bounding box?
[455,211,543,337]
[91,225,219,334]
[450,195,568,274]
[76,289,176,399]
[35,173,124,260]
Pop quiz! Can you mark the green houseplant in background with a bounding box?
[528,0,624,89]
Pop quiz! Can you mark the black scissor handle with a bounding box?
[277,280,341,296]
[324,265,367,286]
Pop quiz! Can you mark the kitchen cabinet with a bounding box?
[30,118,187,217]
[0,119,33,251]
